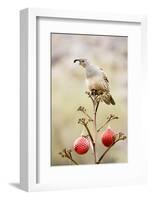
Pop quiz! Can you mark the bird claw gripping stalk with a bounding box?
[59,91,127,165]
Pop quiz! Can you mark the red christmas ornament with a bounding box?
[73,136,90,154]
[101,127,115,147]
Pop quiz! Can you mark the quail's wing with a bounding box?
[103,72,109,83]
[99,68,109,83]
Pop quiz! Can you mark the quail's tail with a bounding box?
[91,90,115,105]
[102,92,115,105]
[109,94,115,105]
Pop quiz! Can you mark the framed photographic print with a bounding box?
[20,8,147,191]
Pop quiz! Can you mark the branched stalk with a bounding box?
[59,91,127,166]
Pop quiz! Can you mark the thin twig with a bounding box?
[83,123,94,145]
[85,91,94,104]
[83,112,93,122]
[96,133,127,164]
[92,96,99,163]
[95,101,100,113]
[59,149,79,165]
[67,157,79,165]
[97,114,118,132]
[77,106,93,121]
[78,118,95,156]
[96,141,118,164]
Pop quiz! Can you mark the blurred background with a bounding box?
[51,33,127,166]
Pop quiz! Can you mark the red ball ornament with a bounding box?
[101,127,115,147]
[73,136,90,154]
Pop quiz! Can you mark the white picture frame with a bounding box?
[20,8,147,191]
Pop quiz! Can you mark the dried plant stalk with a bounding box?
[59,92,127,165]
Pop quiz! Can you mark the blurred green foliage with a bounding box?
[51,33,128,166]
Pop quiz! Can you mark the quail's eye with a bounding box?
[81,60,84,62]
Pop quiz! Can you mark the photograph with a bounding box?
[51,33,128,166]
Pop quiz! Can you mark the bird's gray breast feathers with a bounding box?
[86,65,100,78]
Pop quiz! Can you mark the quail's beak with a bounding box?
[73,59,80,63]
